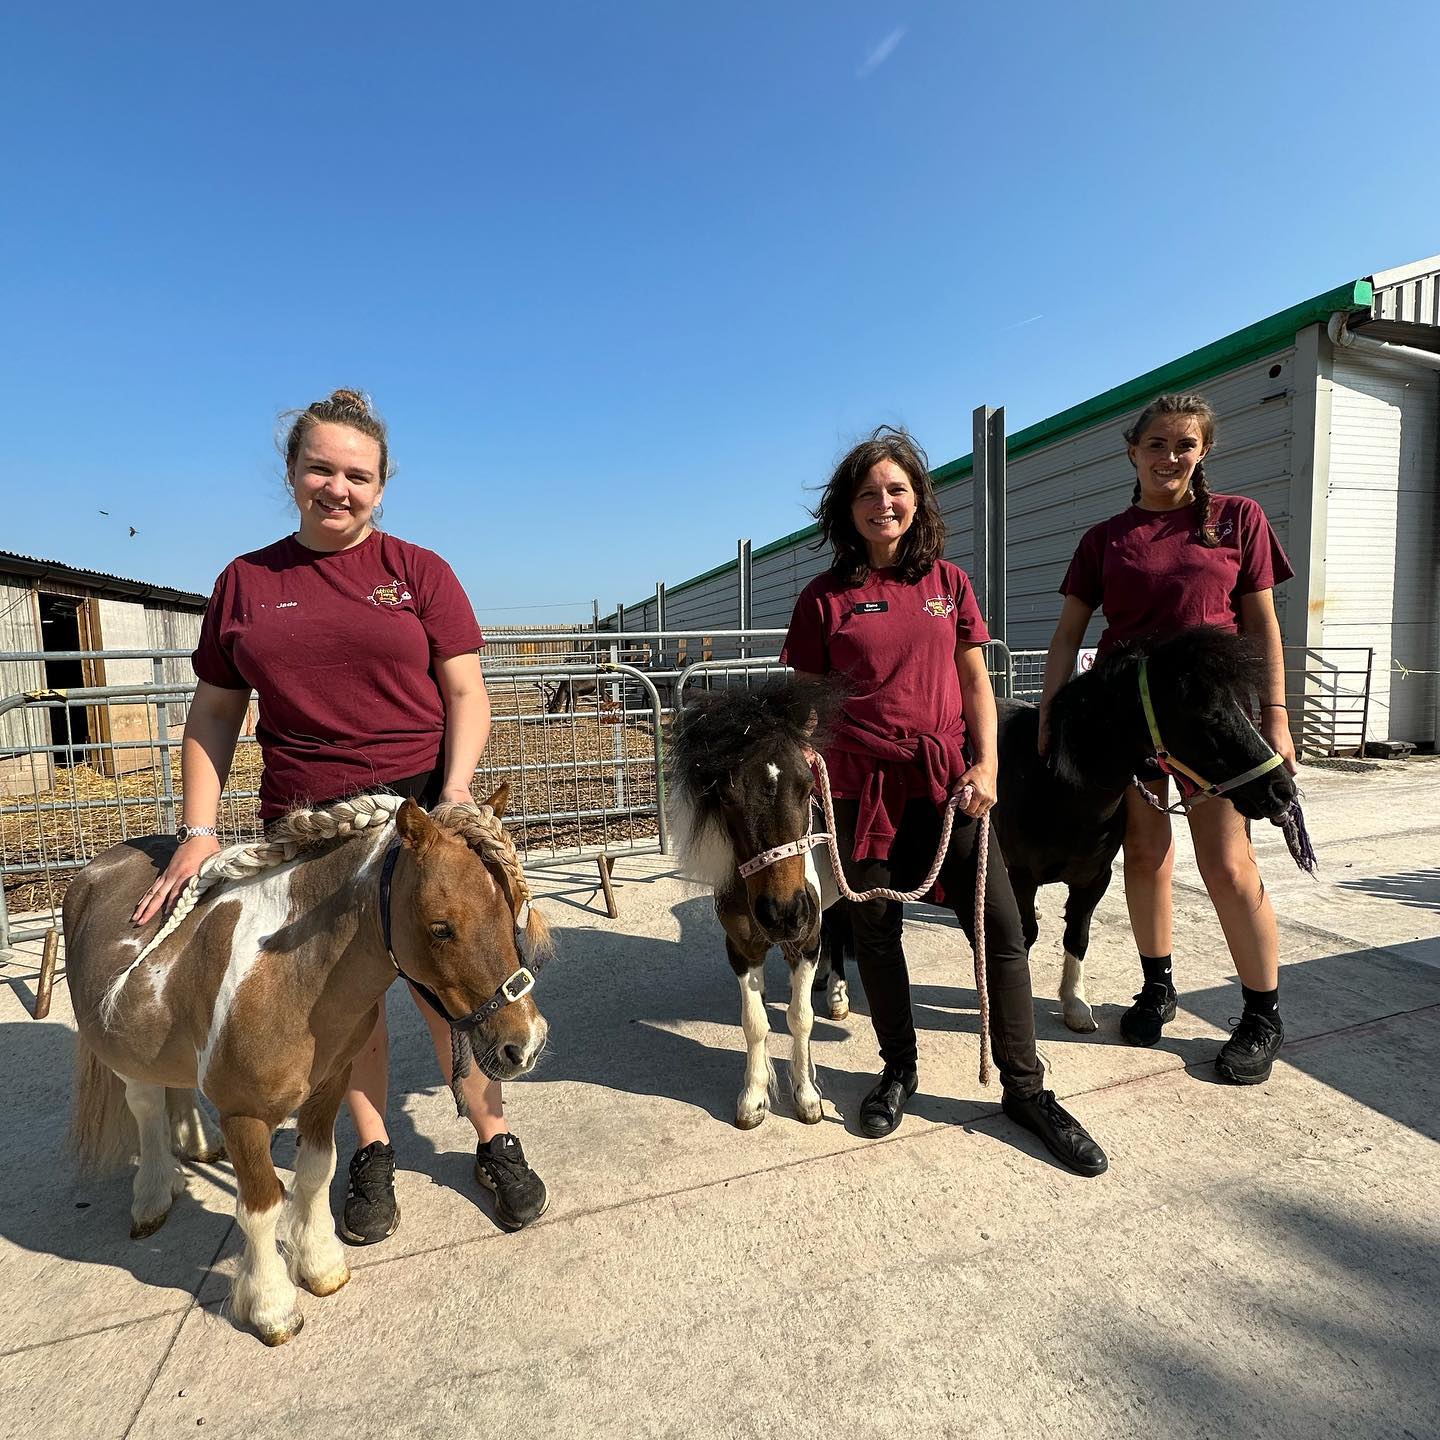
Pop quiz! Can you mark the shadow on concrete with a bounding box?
[0,1016,234,1305]
[1336,866,1440,912]
[1108,1190,1440,1435]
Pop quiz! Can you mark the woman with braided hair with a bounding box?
[132,388,548,1239]
[1039,393,1297,1083]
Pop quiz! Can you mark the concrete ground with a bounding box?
[2,759,1438,1440]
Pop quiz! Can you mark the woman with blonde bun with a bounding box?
[134,389,549,1239]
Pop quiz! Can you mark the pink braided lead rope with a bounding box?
[810,752,992,1086]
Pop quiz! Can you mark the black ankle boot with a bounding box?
[1001,1089,1108,1177]
[859,1064,917,1138]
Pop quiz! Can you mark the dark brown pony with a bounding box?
[667,679,844,1128]
[65,788,550,1346]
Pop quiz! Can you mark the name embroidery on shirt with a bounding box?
[923,594,955,617]
[369,581,413,607]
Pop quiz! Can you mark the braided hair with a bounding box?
[1124,393,1220,547]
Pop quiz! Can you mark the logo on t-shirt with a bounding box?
[369,581,413,607]
[923,594,955,617]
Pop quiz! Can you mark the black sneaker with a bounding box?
[1120,982,1177,1046]
[858,1064,918,1139]
[1215,1011,1284,1085]
[340,1140,399,1246]
[1001,1089,1109,1177]
[474,1133,549,1230]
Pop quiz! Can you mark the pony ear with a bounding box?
[396,798,441,852]
[483,783,511,819]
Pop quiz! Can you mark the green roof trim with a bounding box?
[608,277,1374,618]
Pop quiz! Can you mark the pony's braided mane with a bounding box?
[128,793,407,968]
[429,801,534,910]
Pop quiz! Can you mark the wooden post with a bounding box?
[596,855,618,919]
[33,927,59,1020]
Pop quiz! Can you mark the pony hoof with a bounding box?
[257,1311,304,1347]
[130,1211,169,1240]
[300,1267,350,1298]
[1063,1006,1099,1034]
[735,1104,769,1130]
[793,1095,823,1125]
[190,1142,227,1164]
[828,1001,850,1021]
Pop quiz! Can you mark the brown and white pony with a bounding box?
[667,678,844,1130]
[65,789,550,1346]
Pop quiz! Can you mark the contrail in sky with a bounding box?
[857,27,906,78]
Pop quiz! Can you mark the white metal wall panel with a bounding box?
[1326,348,1440,743]
[1371,255,1440,325]
[664,568,739,633]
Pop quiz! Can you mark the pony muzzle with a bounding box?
[747,865,819,946]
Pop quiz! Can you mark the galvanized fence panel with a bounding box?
[1286,646,1374,759]
[0,649,668,948]
[5,635,1370,947]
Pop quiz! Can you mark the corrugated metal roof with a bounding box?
[0,551,208,607]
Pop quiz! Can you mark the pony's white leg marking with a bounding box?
[284,1134,350,1297]
[735,968,774,1130]
[197,863,298,1091]
[827,971,851,1022]
[788,956,823,1124]
[1060,951,1098,1033]
[167,1089,225,1163]
[125,1081,185,1238]
[231,1198,303,1345]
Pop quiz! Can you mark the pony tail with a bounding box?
[1192,462,1220,547]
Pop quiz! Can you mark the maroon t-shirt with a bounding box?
[781,559,990,865]
[1060,494,1293,658]
[193,531,485,819]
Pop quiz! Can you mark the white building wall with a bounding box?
[1325,349,1440,744]
[0,582,48,787]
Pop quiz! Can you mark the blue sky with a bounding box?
[4,1,1438,625]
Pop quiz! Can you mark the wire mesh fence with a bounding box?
[0,634,1376,946]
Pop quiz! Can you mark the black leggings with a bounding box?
[833,797,1044,1098]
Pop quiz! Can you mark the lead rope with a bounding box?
[809,752,992,1086]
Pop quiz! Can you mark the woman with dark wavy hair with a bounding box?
[782,427,1107,1175]
[1040,393,1296,1084]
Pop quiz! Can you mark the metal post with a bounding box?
[655,582,666,669]
[153,655,177,833]
[615,603,625,661]
[737,538,752,660]
[1359,647,1374,756]
[609,641,625,809]
[971,404,1009,695]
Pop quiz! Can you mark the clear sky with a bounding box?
[4,1,1438,625]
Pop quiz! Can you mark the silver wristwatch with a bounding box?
[175,824,219,843]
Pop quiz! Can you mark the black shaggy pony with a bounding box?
[993,626,1295,1031]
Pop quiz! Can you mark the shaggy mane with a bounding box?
[1048,626,1266,789]
[665,677,843,884]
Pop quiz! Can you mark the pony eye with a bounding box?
[429,921,455,941]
